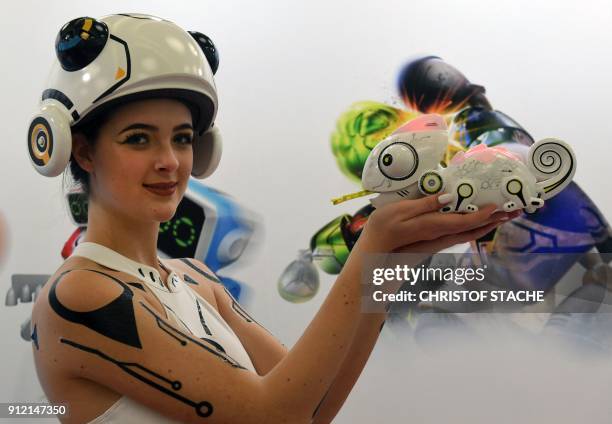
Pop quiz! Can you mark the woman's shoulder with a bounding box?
[32,256,159,333]
[30,256,151,395]
[31,256,223,333]
[34,256,120,310]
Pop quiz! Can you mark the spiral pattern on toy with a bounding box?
[531,140,570,176]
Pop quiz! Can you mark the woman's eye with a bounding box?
[174,133,194,144]
[122,133,149,145]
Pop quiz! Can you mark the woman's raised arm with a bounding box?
[32,195,512,423]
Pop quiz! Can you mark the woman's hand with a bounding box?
[359,194,520,254]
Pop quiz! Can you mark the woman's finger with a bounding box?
[397,220,502,254]
[394,193,453,221]
[396,204,498,242]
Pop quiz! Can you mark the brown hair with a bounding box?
[65,109,111,194]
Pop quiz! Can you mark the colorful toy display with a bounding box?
[278,56,610,312]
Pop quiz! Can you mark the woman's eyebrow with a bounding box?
[118,122,193,135]
[173,123,193,131]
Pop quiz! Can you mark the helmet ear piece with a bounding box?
[27,104,72,177]
[188,31,219,75]
[191,126,222,179]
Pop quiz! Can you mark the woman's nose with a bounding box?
[154,142,180,173]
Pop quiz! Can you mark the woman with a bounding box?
[29,14,517,423]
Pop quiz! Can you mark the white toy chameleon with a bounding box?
[360,114,449,208]
[362,115,577,213]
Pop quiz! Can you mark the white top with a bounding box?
[71,242,256,424]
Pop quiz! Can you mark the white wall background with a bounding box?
[1,0,611,422]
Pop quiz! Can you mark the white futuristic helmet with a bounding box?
[27,13,222,179]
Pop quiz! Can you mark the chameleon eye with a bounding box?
[378,142,418,180]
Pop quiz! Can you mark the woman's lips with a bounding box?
[143,182,177,196]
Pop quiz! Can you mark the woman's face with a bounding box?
[80,98,194,224]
